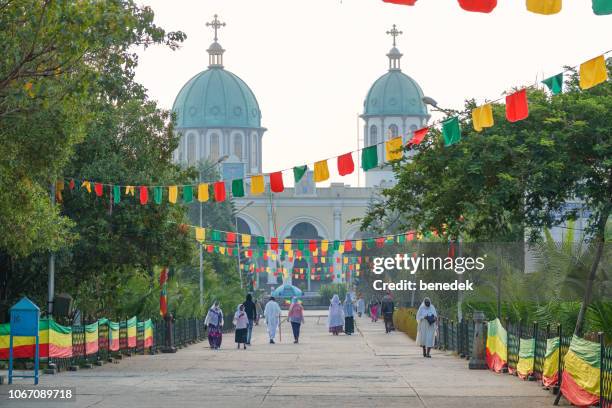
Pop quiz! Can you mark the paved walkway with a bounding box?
[1,312,567,407]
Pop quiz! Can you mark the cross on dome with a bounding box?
[385,24,403,71]
[206,14,226,42]
[386,24,402,47]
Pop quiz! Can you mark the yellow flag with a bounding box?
[198,183,209,202]
[580,55,608,90]
[266,267,270,272]
[385,137,403,161]
[338,243,345,254]
[168,185,178,204]
[288,249,293,258]
[321,240,329,253]
[356,264,360,270]
[242,234,251,247]
[271,254,277,261]
[195,228,205,242]
[82,181,91,193]
[472,103,494,132]
[526,0,562,15]
[313,160,330,183]
[284,239,291,252]
[251,174,265,195]
[219,247,226,255]
[356,240,363,251]
[312,248,318,256]
[343,257,348,264]
[321,257,326,263]
[125,185,135,196]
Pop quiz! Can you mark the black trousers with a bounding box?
[291,322,301,339]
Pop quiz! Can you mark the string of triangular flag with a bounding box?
[382,0,612,16]
[56,51,610,204]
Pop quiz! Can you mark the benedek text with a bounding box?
[373,279,474,291]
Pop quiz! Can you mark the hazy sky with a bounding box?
[135,0,611,187]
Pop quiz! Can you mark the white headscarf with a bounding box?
[416,297,437,321]
[328,294,344,327]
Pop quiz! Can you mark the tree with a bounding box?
[363,62,611,335]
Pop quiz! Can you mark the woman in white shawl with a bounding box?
[204,301,224,349]
[415,297,437,358]
[328,294,345,335]
[343,293,355,335]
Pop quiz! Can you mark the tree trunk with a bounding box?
[573,209,608,336]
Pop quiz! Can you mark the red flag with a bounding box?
[337,153,355,176]
[94,182,103,197]
[69,179,75,190]
[344,240,353,252]
[376,237,385,248]
[139,186,148,205]
[270,171,284,193]
[383,0,417,4]
[226,232,236,245]
[407,127,429,146]
[506,89,529,122]
[271,237,279,251]
[309,239,316,252]
[457,0,497,13]
[228,248,233,256]
[207,245,214,253]
[214,181,226,202]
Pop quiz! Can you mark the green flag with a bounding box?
[232,179,245,197]
[183,185,193,203]
[361,145,378,171]
[333,240,340,251]
[211,230,221,242]
[542,73,563,95]
[113,185,121,204]
[442,117,461,147]
[297,240,305,251]
[592,0,612,15]
[256,236,265,248]
[293,165,308,183]
[154,186,163,205]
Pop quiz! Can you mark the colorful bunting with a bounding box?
[271,237,279,251]
[213,181,226,202]
[337,153,354,176]
[313,160,330,182]
[385,137,403,161]
[169,185,178,204]
[505,89,529,122]
[154,186,162,204]
[542,73,563,95]
[139,186,148,205]
[579,55,608,90]
[93,182,102,197]
[183,185,193,203]
[82,181,91,193]
[198,183,209,202]
[293,165,308,183]
[195,228,205,242]
[251,175,265,195]
[458,0,497,13]
[232,179,245,197]
[125,185,135,196]
[442,117,461,146]
[407,127,428,146]
[362,145,378,171]
[113,185,120,204]
[592,0,612,14]
[526,0,562,15]
[270,171,284,193]
[472,103,494,132]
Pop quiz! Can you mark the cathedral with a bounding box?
[172,16,430,293]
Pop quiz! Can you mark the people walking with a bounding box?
[264,296,281,344]
[356,294,365,318]
[343,293,355,335]
[328,294,345,335]
[243,293,257,345]
[370,299,379,322]
[204,301,224,349]
[381,291,395,334]
[416,297,437,358]
[233,304,248,350]
[287,297,305,344]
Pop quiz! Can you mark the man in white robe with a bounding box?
[264,297,281,344]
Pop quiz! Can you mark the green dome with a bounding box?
[172,67,262,129]
[363,70,428,117]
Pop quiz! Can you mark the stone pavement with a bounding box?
[0,311,568,408]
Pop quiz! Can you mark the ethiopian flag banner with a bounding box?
[560,335,600,407]
[127,317,137,348]
[517,338,535,379]
[109,321,120,352]
[139,319,154,348]
[0,319,49,359]
[85,321,99,355]
[486,318,508,372]
[542,337,560,387]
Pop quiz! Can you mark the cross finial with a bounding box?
[386,24,402,47]
[206,14,226,42]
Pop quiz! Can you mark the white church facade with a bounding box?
[172,16,429,293]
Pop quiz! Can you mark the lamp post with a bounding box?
[199,155,228,308]
[234,201,254,289]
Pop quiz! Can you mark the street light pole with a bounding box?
[199,155,228,308]
[234,201,254,290]
[48,182,56,315]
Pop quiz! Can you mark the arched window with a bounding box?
[236,217,251,235]
[187,133,196,165]
[389,124,399,138]
[233,134,243,159]
[369,125,378,146]
[289,222,321,240]
[210,133,219,161]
